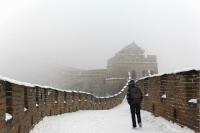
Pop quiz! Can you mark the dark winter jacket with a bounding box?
[127,82,143,105]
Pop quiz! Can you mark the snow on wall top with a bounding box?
[137,68,200,81]
[0,75,127,99]
[105,77,126,81]
[188,99,198,104]
[0,75,71,92]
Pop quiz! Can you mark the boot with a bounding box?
[138,122,142,128]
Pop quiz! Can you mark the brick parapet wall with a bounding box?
[137,70,200,133]
[0,79,127,133]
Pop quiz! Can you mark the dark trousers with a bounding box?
[130,103,141,127]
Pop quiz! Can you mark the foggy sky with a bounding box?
[0,0,200,81]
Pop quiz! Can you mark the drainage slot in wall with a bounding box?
[31,116,33,126]
[173,108,177,120]
[50,110,52,115]
[18,125,21,133]
[41,112,43,118]
[152,104,155,113]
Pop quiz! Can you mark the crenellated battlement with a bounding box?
[137,69,200,133]
[0,76,127,133]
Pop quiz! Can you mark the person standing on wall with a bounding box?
[127,79,143,129]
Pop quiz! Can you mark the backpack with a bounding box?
[130,87,142,103]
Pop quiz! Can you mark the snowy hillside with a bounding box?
[30,100,194,133]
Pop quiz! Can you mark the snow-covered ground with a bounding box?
[30,100,194,133]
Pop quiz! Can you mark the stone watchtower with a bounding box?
[107,42,158,79]
[105,42,158,95]
[67,42,158,96]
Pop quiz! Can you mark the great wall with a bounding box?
[0,69,199,133]
[0,43,199,133]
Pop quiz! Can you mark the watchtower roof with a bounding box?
[118,42,145,55]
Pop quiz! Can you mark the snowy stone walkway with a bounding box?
[30,100,194,133]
